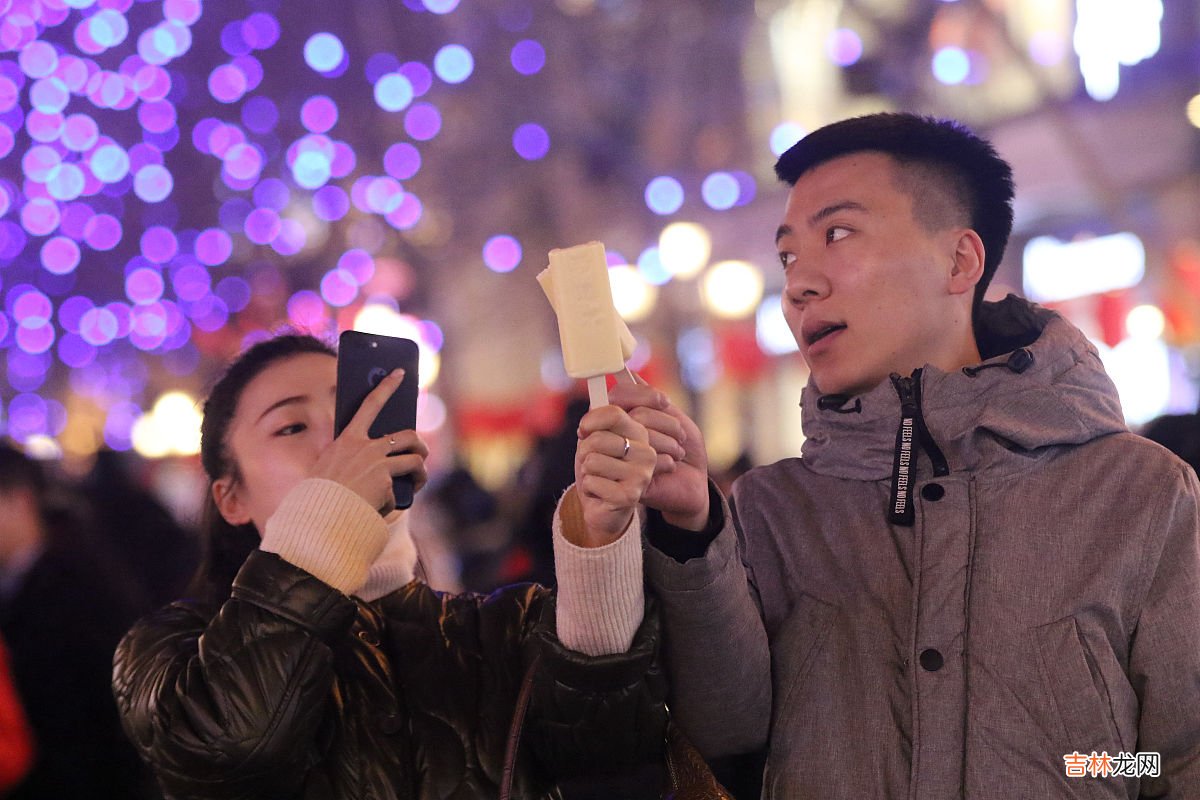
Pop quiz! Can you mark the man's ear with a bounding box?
[212,476,251,526]
[948,229,986,296]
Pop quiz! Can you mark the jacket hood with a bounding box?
[799,295,1129,482]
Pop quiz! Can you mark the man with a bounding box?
[616,113,1200,798]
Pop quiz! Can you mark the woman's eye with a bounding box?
[276,423,306,436]
[826,226,850,244]
[778,251,796,269]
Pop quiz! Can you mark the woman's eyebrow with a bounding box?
[256,395,308,424]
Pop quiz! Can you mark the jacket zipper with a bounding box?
[888,370,949,526]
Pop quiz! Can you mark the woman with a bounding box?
[112,333,669,799]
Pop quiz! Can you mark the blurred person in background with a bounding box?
[112,333,669,799]
[83,449,201,610]
[1141,410,1200,477]
[0,633,34,794]
[508,396,592,588]
[0,442,159,799]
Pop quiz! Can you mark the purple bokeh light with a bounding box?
[384,142,421,180]
[513,122,549,160]
[482,235,522,273]
[301,95,338,133]
[510,40,546,75]
[404,103,441,140]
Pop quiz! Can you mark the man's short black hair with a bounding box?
[774,112,1015,316]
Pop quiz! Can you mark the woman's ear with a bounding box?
[948,229,986,296]
[212,477,251,526]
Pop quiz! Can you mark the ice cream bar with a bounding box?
[537,273,636,359]
[537,241,630,407]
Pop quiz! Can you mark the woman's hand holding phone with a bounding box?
[311,368,429,515]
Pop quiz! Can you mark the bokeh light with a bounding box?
[404,102,441,140]
[511,39,546,75]
[645,176,685,215]
[433,44,473,84]
[770,122,806,156]
[301,95,338,133]
[304,33,345,73]
[827,28,864,67]
[374,72,414,112]
[483,235,522,273]
[512,122,549,160]
[701,171,739,210]
[932,46,970,85]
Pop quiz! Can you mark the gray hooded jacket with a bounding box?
[645,297,1200,799]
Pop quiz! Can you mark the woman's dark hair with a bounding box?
[186,333,336,604]
[774,112,1015,320]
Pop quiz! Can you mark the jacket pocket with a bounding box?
[765,592,837,799]
[1033,615,1131,800]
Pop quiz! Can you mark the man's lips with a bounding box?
[802,322,847,347]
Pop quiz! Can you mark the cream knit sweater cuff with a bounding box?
[552,490,644,657]
[356,512,418,602]
[260,478,389,595]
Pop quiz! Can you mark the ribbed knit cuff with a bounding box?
[552,487,644,656]
[356,511,418,601]
[260,478,389,595]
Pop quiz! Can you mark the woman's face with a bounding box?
[212,352,338,534]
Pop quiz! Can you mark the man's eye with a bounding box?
[778,251,796,269]
[826,226,850,244]
[276,423,306,436]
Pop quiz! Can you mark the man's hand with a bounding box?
[571,405,656,547]
[609,375,710,531]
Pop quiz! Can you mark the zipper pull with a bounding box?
[889,374,916,526]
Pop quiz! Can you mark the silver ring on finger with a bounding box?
[621,436,631,460]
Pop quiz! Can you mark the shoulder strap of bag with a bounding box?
[500,651,543,800]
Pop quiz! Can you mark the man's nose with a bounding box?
[784,256,830,305]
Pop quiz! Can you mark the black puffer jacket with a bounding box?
[112,551,667,799]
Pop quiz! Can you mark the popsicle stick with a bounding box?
[587,375,609,409]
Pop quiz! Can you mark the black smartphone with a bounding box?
[334,330,420,509]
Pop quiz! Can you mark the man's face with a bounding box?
[776,152,966,397]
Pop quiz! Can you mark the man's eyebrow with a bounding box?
[775,224,792,244]
[808,201,868,227]
[256,395,307,424]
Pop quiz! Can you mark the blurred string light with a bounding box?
[826,28,863,67]
[131,390,201,458]
[701,171,739,210]
[756,293,799,355]
[510,40,545,75]
[1073,0,1162,101]
[658,222,710,279]
[1126,303,1165,340]
[482,234,522,273]
[608,264,656,322]
[433,44,473,84]
[645,176,684,215]
[0,0,762,451]
[352,303,441,389]
[702,260,764,319]
[932,46,971,85]
[512,122,549,160]
[636,246,671,286]
[1187,93,1200,129]
[770,122,806,156]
